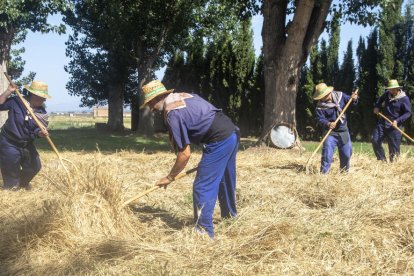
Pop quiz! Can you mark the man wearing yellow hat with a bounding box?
[140,80,239,239]
[372,79,412,162]
[313,83,358,173]
[0,80,51,190]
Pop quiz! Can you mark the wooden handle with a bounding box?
[306,89,358,173]
[378,112,414,143]
[122,167,198,207]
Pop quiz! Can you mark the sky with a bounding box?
[17,13,372,112]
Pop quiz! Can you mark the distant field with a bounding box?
[48,115,132,130]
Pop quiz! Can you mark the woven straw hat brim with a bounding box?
[24,85,52,99]
[313,86,333,100]
[386,85,402,90]
[140,89,174,109]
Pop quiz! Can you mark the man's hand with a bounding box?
[392,120,398,127]
[328,122,336,129]
[6,84,17,94]
[373,107,379,115]
[351,90,358,102]
[38,129,49,138]
[156,176,173,189]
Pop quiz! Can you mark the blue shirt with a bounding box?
[315,92,355,132]
[374,91,412,128]
[166,94,220,150]
[0,96,47,143]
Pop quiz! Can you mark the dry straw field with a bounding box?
[1,143,413,275]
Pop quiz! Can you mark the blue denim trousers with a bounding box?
[0,135,41,189]
[193,132,239,238]
[320,133,352,174]
[372,123,402,162]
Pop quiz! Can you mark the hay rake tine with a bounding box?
[122,167,197,207]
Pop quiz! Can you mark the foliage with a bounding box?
[0,0,69,63]
[376,0,403,92]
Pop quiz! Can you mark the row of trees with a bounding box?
[2,1,390,145]
[163,1,414,141]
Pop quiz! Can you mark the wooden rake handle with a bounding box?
[305,89,358,173]
[122,167,198,207]
[378,112,414,143]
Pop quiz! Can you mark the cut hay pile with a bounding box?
[0,144,413,274]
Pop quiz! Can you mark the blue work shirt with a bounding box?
[374,91,412,128]
[315,92,355,132]
[166,94,220,150]
[0,96,46,143]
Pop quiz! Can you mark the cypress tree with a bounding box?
[359,29,380,140]
[319,39,329,83]
[338,40,356,94]
[376,0,403,92]
[327,14,341,86]
[339,40,358,138]
[250,53,265,136]
[233,18,256,135]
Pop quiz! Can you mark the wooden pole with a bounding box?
[122,167,198,207]
[378,112,414,143]
[305,89,358,173]
[4,73,71,179]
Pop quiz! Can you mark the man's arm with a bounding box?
[396,97,412,124]
[373,92,386,114]
[156,144,191,188]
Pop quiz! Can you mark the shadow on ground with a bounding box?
[131,205,192,230]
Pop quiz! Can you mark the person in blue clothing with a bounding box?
[372,79,412,162]
[140,80,239,239]
[0,80,51,190]
[313,83,358,174]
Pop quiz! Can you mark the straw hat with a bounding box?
[313,83,333,100]
[24,81,52,99]
[386,79,402,90]
[140,80,173,108]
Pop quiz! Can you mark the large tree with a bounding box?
[64,0,237,133]
[0,0,68,126]
[242,0,382,144]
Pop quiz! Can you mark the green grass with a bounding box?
[38,115,414,156]
[37,116,167,152]
[301,140,414,156]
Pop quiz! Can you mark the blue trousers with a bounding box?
[193,132,239,238]
[372,123,402,162]
[0,135,41,189]
[320,133,352,174]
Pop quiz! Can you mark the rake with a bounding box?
[378,112,414,143]
[122,167,197,207]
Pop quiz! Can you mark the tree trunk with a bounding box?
[258,0,331,145]
[107,82,124,132]
[0,61,8,127]
[136,68,154,135]
[0,31,13,128]
[260,55,300,144]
